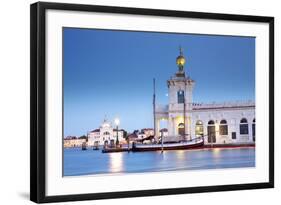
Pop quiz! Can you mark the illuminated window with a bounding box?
[240,118,248,134]
[219,119,228,135]
[177,90,184,104]
[195,120,203,136]
[178,123,185,136]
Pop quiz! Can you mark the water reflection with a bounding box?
[175,150,186,161]
[64,147,255,176]
[212,148,221,157]
[109,152,124,172]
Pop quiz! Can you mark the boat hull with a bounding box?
[102,147,129,153]
[132,140,204,152]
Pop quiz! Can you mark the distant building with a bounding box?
[64,138,86,148]
[154,48,255,144]
[127,132,139,142]
[141,128,154,137]
[159,128,168,137]
[64,136,77,140]
[88,118,126,146]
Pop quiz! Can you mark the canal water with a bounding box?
[64,147,255,176]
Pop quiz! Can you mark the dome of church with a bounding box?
[101,118,111,128]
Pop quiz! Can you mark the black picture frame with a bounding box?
[30,2,274,203]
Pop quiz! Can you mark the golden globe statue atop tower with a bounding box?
[176,46,186,69]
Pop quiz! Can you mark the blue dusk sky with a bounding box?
[63,28,255,137]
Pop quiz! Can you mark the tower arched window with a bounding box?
[240,118,249,135]
[177,90,185,104]
[219,119,228,135]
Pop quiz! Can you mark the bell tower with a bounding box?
[167,47,195,138]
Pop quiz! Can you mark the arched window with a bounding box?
[178,123,184,128]
[195,120,203,137]
[178,123,185,136]
[240,118,249,134]
[177,90,184,104]
[207,120,216,143]
[208,120,215,125]
[252,118,255,141]
[103,131,110,135]
[219,119,228,135]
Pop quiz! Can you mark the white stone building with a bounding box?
[88,119,125,146]
[64,138,86,148]
[140,128,154,137]
[155,48,255,145]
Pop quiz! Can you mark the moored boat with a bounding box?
[132,137,204,152]
[102,147,129,153]
[81,142,87,150]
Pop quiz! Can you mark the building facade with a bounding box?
[88,119,125,146]
[155,48,255,145]
[140,128,154,137]
[64,138,86,148]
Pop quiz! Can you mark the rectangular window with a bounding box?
[177,91,184,104]
[232,132,236,139]
[240,124,249,134]
[219,125,228,135]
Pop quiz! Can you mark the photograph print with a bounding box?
[63,28,256,177]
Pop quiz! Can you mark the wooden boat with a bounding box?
[132,137,204,152]
[93,141,99,150]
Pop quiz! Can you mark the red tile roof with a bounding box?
[90,129,100,133]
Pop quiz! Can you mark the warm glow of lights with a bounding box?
[114,118,120,126]
[215,123,219,132]
[176,116,184,123]
[109,153,123,172]
[212,148,221,157]
[175,150,186,160]
[197,120,203,125]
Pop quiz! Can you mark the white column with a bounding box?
[172,117,175,136]
[174,117,177,136]
[189,117,193,140]
[155,118,160,142]
[248,122,253,142]
[236,122,241,143]
[184,114,188,139]
[168,115,173,136]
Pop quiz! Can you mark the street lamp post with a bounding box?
[115,118,120,147]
